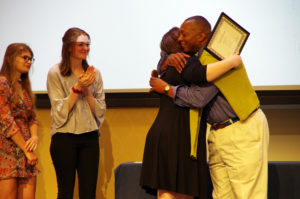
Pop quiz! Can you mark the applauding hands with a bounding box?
[73,66,96,95]
[78,66,95,89]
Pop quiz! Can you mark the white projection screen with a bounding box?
[1,0,300,93]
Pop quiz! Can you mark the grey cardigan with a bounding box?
[47,64,106,136]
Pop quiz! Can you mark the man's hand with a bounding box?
[167,52,190,73]
[149,77,168,93]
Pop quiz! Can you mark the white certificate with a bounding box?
[205,12,250,60]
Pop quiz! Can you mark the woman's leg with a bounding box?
[77,131,99,199]
[0,178,18,199]
[17,176,36,199]
[158,189,193,199]
[50,133,77,199]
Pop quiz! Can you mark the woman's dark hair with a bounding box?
[160,27,183,54]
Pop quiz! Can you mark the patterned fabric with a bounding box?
[0,76,39,179]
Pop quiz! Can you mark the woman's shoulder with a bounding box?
[48,63,60,72]
[47,63,62,77]
[92,66,100,73]
[0,76,10,90]
[0,76,9,85]
[92,67,102,78]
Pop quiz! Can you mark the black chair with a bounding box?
[115,161,300,199]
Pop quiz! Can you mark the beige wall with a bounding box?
[35,106,300,199]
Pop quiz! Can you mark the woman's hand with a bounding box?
[24,151,38,166]
[25,136,38,151]
[229,54,242,69]
[151,70,159,77]
[78,66,95,88]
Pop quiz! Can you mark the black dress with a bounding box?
[140,62,209,197]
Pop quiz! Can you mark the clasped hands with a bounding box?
[75,66,96,94]
[24,137,39,166]
[25,136,38,151]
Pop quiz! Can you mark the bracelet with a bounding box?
[72,86,83,94]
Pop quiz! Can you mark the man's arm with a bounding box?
[149,77,218,108]
[157,51,190,74]
[174,84,218,108]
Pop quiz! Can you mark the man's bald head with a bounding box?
[184,16,211,35]
[178,16,211,53]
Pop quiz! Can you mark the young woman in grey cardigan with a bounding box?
[47,27,106,199]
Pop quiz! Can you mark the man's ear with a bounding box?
[199,32,209,46]
[199,32,208,44]
[194,33,206,48]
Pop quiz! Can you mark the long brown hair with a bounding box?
[60,27,90,76]
[0,43,34,105]
[160,27,183,54]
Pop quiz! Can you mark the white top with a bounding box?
[47,64,106,136]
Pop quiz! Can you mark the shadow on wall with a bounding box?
[72,120,114,199]
[98,120,114,199]
[35,119,47,198]
[35,109,58,199]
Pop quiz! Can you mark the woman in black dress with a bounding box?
[140,27,209,199]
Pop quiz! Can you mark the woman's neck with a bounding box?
[70,57,84,77]
[12,71,21,83]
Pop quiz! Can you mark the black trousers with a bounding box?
[50,130,99,199]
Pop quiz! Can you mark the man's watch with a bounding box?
[164,84,170,95]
